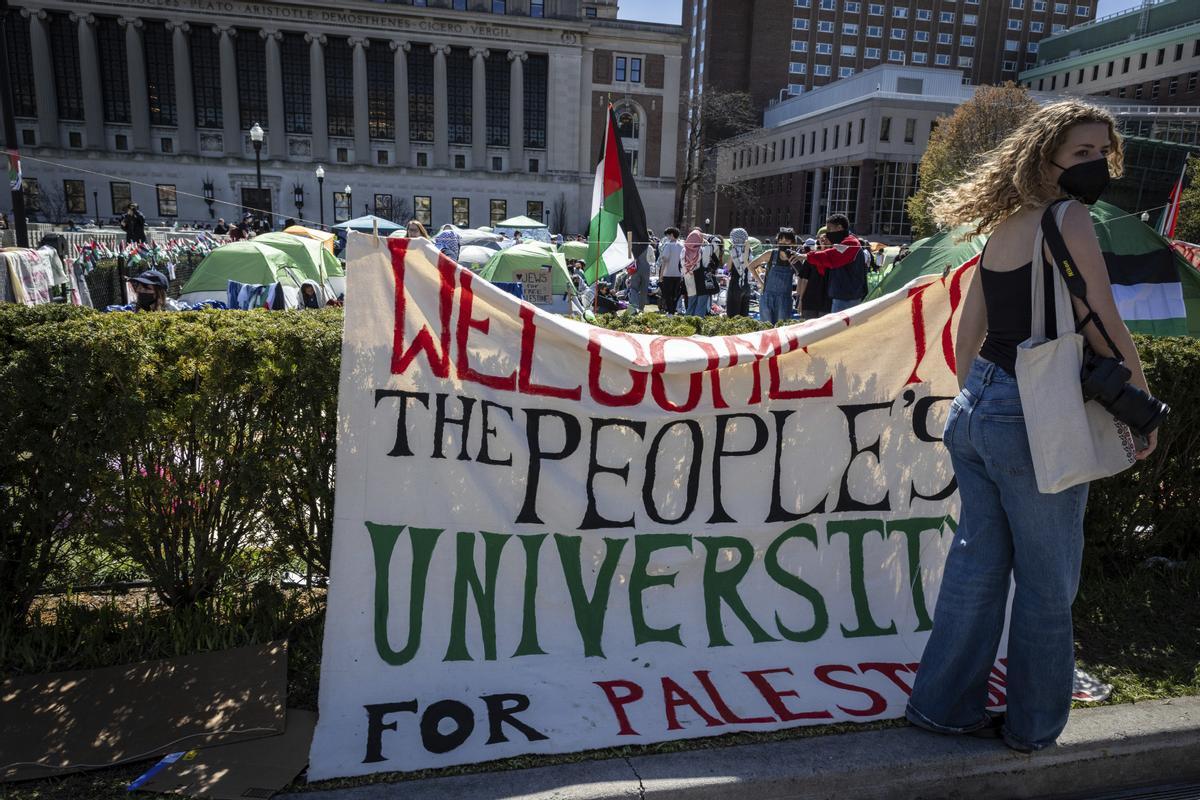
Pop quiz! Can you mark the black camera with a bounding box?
[1079,351,1169,437]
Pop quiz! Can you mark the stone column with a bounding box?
[25,9,58,147]
[307,34,328,161]
[391,41,410,166]
[809,166,824,234]
[431,44,450,168]
[507,50,526,173]
[263,30,286,158]
[578,47,593,173]
[167,21,196,155]
[217,26,240,156]
[470,47,488,169]
[350,37,370,164]
[120,17,151,152]
[854,159,875,234]
[73,13,105,151]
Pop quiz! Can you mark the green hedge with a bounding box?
[0,307,1195,623]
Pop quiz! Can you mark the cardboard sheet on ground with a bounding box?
[0,642,287,783]
[128,709,316,799]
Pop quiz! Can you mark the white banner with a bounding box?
[309,234,1005,780]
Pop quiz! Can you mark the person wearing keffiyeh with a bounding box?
[725,227,760,317]
[435,227,461,264]
[681,228,712,317]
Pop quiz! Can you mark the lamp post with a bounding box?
[293,184,304,220]
[202,178,215,218]
[92,190,98,225]
[249,122,264,222]
[315,165,325,230]
[345,185,352,222]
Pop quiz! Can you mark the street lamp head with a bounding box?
[315,164,325,180]
[249,123,264,143]
[1141,211,1150,223]
[345,185,352,195]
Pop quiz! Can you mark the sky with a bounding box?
[617,0,1147,27]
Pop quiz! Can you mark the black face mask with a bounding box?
[826,230,848,244]
[1053,158,1110,205]
[304,293,320,309]
[135,293,156,310]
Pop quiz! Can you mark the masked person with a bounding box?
[795,237,831,321]
[655,227,684,314]
[905,100,1156,754]
[794,213,865,313]
[130,269,171,311]
[725,228,761,318]
[300,280,324,309]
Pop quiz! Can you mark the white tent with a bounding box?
[494,215,550,243]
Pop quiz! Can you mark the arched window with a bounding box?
[613,101,646,176]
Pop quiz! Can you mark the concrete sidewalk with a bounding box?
[285,696,1200,800]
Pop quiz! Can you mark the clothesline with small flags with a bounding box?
[69,233,223,279]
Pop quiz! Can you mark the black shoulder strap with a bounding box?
[1039,201,1126,363]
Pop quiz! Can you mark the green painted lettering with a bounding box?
[554,534,627,658]
[445,531,510,662]
[698,536,777,647]
[630,534,693,646]
[827,519,898,638]
[764,524,829,642]
[367,522,443,666]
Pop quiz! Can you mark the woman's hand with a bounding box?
[1136,428,1157,460]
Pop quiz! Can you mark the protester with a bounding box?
[795,236,833,320]
[655,227,683,314]
[121,203,147,244]
[681,229,712,317]
[300,280,324,309]
[130,269,172,311]
[725,227,760,318]
[747,227,801,324]
[795,213,865,313]
[905,100,1157,754]
[213,218,229,235]
[406,220,431,239]
[434,226,462,263]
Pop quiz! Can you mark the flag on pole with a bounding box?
[1160,158,1189,239]
[6,149,21,192]
[584,105,648,283]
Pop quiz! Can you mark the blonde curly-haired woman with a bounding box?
[905,101,1156,753]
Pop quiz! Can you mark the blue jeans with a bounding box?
[759,292,792,324]
[686,294,711,316]
[906,357,1088,752]
[831,297,862,312]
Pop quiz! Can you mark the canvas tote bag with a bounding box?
[1014,202,1136,494]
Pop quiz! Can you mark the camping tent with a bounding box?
[458,245,496,269]
[560,240,589,262]
[179,242,305,304]
[494,215,550,243]
[283,225,337,254]
[253,231,345,301]
[331,215,403,235]
[867,201,1199,337]
[478,242,576,312]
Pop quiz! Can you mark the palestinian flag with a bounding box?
[6,148,20,191]
[872,201,1200,337]
[1160,159,1188,238]
[1090,201,1195,337]
[584,105,648,284]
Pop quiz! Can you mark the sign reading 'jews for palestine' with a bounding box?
[309,235,1003,780]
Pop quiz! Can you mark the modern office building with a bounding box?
[1,0,685,231]
[713,65,972,240]
[1019,0,1200,105]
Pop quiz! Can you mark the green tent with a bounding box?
[478,242,576,297]
[252,231,345,281]
[560,240,589,262]
[722,236,765,259]
[867,224,987,300]
[866,202,1199,337]
[180,242,305,295]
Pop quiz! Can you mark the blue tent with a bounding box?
[331,215,403,234]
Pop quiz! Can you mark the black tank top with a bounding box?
[977,246,1056,376]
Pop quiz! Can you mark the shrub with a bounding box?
[1084,335,1200,567]
[0,307,1195,619]
[0,305,113,627]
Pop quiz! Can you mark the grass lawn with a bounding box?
[2,563,1196,800]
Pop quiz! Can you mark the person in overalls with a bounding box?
[747,227,801,325]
